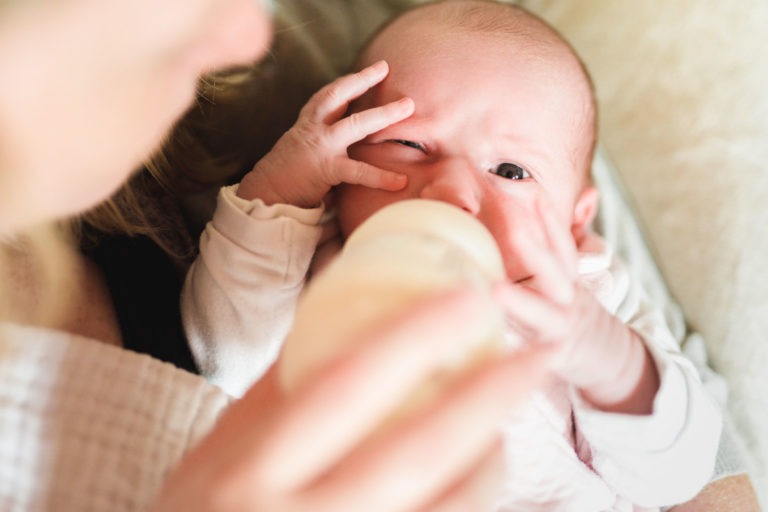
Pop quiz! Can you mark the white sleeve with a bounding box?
[181,185,323,397]
[573,250,722,507]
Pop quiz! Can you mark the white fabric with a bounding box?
[182,185,323,396]
[0,323,231,512]
[183,185,722,510]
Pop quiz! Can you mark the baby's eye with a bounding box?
[490,162,530,180]
[390,139,426,152]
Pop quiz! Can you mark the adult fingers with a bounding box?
[297,349,551,512]
[254,289,506,493]
[305,60,391,123]
[417,438,507,512]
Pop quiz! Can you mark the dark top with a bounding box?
[83,233,199,374]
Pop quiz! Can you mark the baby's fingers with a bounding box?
[306,60,391,124]
[509,204,574,305]
[329,96,415,148]
[513,235,573,305]
[535,196,578,279]
[330,158,407,191]
[494,282,568,344]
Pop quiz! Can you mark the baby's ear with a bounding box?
[571,185,599,243]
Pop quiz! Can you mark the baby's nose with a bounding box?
[418,165,481,215]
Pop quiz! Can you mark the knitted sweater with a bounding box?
[0,323,231,512]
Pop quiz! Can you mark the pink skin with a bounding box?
[236,15,658,413]
[338,31,596,295]
[0,0,272,233]
[332,26,658,413]
[3,4,555,509]
[236,60,413,208]
[151,290,552,511]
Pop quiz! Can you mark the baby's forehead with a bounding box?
[363,2,597,167]
[381,1,561,47]
[368,4,586,84]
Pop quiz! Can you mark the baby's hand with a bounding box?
[237,60,412,208]
[495,198,658,413]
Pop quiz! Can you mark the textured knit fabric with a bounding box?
[183,185,722,510]
[0,324,231,512]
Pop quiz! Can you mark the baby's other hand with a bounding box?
[494,198,658,413]
[497,280,625,388]
[237,60,412,208]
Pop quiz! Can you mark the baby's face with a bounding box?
[338,20,597,283]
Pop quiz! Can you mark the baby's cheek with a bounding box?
[336,185,390,238]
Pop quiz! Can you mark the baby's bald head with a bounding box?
[359,0,597,181]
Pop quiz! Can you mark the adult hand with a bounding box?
[0,0,271,233]
[151,289,551,512]
[237,60,411,208]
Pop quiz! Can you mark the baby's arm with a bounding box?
[574,248,722,506]
[182,188,323,397]
[496,197,659,413]
[182,61,414,396]
[495,198,721,506]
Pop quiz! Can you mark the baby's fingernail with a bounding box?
[390,173,408,188]
[370,60,389,74]
[397,97,414,111]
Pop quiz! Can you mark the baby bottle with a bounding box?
[279,199,508,410]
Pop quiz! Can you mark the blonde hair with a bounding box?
[76,67,263,263]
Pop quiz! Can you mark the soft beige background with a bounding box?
[522,0,768,502]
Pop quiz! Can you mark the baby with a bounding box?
[182,1,721,509]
